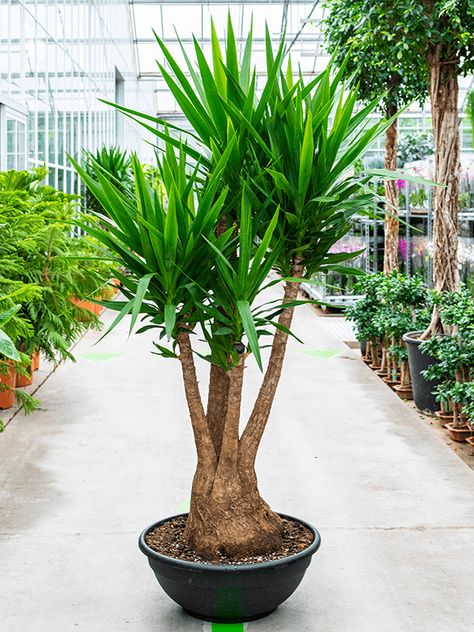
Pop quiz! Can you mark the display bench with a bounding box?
[302,180,474,307]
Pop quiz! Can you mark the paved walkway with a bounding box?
[1,294,474,632]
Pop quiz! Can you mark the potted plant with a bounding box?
[420,290,474,437]
[0,168,114,365]
[72,22,400,623]
[0,290,40,413]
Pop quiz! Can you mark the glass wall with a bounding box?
[0,0,154,194]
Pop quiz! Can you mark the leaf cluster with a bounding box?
[74,18,414,370]
[346,272,431,354]
[0,168,115,363]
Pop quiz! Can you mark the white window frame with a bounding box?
[0,96,28,171]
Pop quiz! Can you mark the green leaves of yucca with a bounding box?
[70,143,238,349]
[72,16,400,369]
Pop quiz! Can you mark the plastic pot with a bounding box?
[403,331,442,413]
[139,513,321,623]
[0,361,16,409]
[32,350,40,372]
[16,361,33,387]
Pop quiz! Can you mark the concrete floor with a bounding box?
[1,295,474,632]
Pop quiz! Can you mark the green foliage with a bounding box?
[466,90,474,148]
[323,0,474,115]
[83,146,134,215]
[346,272,431,362]
[0,167,115,363]
[73,18,407,370]
[421,288,474,380]
[323,1,429,111]
[397,133,434,166]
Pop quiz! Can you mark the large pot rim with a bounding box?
[403,330,448,345]
[139,512,321,572]
[402,330,425,345]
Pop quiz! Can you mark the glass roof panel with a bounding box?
[130,1,327,113]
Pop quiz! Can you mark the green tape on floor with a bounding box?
[298,348,341,359]
[177,498,190,513]
[81,351,125,362]
[212,624,244,632]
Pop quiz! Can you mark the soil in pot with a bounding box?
[145,515,314,565]
[444,423,474,443]
[403,331,442,413]
[139,513,321,623]
[0,361,16,409]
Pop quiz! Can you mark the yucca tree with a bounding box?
[73,21,405,559]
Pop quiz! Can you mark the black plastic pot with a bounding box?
[403,331,442,413]
[139,513,321,623]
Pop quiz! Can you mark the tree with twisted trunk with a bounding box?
[323,0,429,275]
[74,20,400,559]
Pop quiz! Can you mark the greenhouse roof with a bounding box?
[129,1,328,113]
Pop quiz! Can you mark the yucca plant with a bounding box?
[83,146,134,215]
[74,20,411,562]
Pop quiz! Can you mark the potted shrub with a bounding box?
[0,291,40,413]
[377,273,430,400]
[0,168,114,364]
[348,272,431,397]
[72,22,401,623]
[420,290,474,438]
[346,274,385,367]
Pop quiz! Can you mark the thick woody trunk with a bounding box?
[184,359,283,558]
[423,46,460,337]
[383,103,399,274]
[206,364,230,455]
[178,262,305,559]
[239,261,304,477]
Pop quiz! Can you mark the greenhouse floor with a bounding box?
[1,298,474,632]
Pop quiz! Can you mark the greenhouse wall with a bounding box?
[0,0,155,194]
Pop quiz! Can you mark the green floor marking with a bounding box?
[297,348,341,359]
[177,498,190,513]
[212,624,244,632]
[81,351,125,362]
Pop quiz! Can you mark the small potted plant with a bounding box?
[72,21,403,623]
[417,288,474,418]
[0,292,40,413]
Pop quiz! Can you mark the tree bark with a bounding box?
[206,364,230,456]
[427,45,460,330]
[383,103,399,274]
[239,261,304,476]
[179,262,305,559]
[184,360,283,558]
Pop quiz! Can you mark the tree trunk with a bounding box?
[184,360,283,558]
[178,262,305,559]
[239,260,304,477]
[206,364,230,456]
[383,103,399,274]
[428,46,460,327]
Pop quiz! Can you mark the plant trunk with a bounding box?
[239,261,304,478]
[383,103,399,274]
[184,360,283,558]
[179,262,305,559]
[206,364,230,456]
[425,46,460,336]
